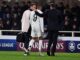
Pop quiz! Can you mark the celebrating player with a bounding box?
[28,4,44,56]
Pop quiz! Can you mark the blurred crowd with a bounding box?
[0,1,80,31]
[0,1,31,30]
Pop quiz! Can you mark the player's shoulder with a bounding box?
[23,10,31,14]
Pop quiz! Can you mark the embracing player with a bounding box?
[28,3,44,56]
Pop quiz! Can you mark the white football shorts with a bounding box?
[31,24,41,37]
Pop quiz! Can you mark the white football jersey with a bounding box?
[30,10,44,32]
[30,10,44,37]
[21,10,31,32]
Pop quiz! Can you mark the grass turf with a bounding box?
[0,51,80,60]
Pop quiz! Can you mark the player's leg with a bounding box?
[18,42,29,56]
[51,31,58,56]
[28,37,35,51]
[37,30,44,56]
[28,29,35,51]
[17,32,29,55]
[47,31,53,56]
[38,37,44,56]
[23,33,30,56]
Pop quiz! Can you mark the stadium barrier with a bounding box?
[0,30,80,37]
[0,30,80,53]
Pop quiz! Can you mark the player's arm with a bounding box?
[35,11,44,17]
[35,10,49,18]
[21,11,30,32]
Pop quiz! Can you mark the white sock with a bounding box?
[28,39,35,50]
[23,48,28,53]
[39,40,43,53]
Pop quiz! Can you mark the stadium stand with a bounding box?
[0,1,80,37]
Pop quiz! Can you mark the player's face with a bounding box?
[37,5,42,10]
[31,5,37,11]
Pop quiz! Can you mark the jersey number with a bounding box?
[33,14,37,22]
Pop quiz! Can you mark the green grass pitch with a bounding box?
[0,51,80,60]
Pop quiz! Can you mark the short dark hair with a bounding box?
[29,3,37,9]
[30,3,37,7]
